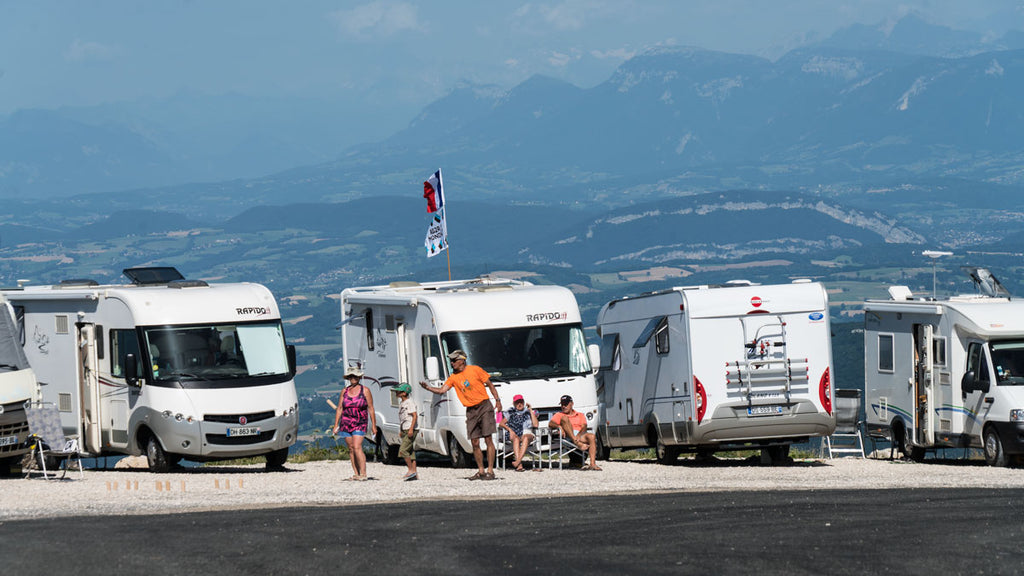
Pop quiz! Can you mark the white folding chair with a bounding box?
[825,389,866,459]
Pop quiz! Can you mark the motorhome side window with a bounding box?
[422,335,441,375]
[877,334,894,372]
[364,308,374,351]
[932,337,947,367]
[655,318,669,354]
[111,329,141,378]
[966,342,990,384]
[14,305,25,346]
[599,333,621,371]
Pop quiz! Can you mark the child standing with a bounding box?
[395,383,418,481]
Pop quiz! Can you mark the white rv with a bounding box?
[0,294,40,473]
[1,267,299,472]
[595,281,836,464]
[864,268,1024,466]
[340,277,600,467]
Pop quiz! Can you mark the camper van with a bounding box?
[1,267,299,472]
[864,268,1024,466]
[595,280,836,464]
[340,277,600,467]
[0,294,40,474]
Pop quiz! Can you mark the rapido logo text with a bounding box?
[236,306,271,317]
[526,311,567,323]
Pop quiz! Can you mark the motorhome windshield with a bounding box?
[990,340,1024,385]
[144,321,289,386]
[441,323,591,380]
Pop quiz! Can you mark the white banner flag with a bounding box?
[424,208,448,257]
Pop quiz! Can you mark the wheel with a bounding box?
[447,433,471,469]
[595,431,611,461]
[984,427,1008,467]
[265,448,289,470]
[146,435,173,473]
[375,429,399,465]
[655,438,680,464]
[901,425,926,462]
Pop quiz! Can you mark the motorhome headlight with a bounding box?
[1010,409,1024,422]
[174,413,184,422]
[161,410,172,419]
[586,411,594,421]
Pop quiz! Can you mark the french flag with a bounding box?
[423,169,444,213]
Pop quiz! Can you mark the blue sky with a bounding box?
[2,1,1022,133]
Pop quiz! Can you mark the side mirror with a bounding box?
[425,356,440,381]
[125,353,139,387]
[286,345,297,377]
[588,344,601,374]
[961,370,990,394]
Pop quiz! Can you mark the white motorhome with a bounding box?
[864,268,1024,466]
[1,267,299,472]
[0,293,40,473]
[340,277,600,466]
[595,280,836,464]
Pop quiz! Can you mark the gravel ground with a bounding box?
[2,456,1023,521]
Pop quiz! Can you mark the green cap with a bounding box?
[394,382,412,395]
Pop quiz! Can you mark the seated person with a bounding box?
[499,394,539,471]
[548,394,601,471]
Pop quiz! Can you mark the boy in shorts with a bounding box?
[395,383,418,481]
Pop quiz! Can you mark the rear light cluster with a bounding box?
[695,376,707,423]
[819,368,833,415]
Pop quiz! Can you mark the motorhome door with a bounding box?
[913,324,936,445]
[418,333,443,446]
[77,324,102,453]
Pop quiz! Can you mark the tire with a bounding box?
[595,431,611,461]
[0,456,16,477]
[901,425,926,462]
[375,429,399,465]
[146,435,173,473]
[984,427,1008,467]
[655,438,680,464]
[265,448,289,470]
[447,433,471,469]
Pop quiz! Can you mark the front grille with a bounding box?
[205,430,275,445]
[204,410,275,424]
[0,405,29,454]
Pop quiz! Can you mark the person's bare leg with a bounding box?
[484,436,496,474]
[472,439,485,475]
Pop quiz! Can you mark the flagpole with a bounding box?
[445,246,451,281]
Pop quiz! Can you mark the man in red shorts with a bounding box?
[549,394,601,471]
[420,349,503,480]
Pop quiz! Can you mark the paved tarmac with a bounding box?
[2,488,1022,575]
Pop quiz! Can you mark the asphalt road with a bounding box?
[2,488,1022,575]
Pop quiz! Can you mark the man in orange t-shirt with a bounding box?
[420,349,503,480]
[549,394,601,471]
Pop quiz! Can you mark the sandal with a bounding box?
[580,464,591,471]
[467,472,484,481]
[590,465,602,471]
[515,465,526,472]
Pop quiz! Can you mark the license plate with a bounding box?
[0,435,18,447]
[227,426,260,437]
[747,405,783,417]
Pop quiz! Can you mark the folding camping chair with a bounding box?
[24,401,84,479]
[824,389,866,459]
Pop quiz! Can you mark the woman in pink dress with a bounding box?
[333,366,376,480]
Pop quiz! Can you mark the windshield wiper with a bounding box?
[166,370,210,381]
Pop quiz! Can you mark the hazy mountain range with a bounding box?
[3,14,1023,209]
